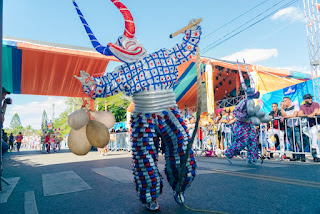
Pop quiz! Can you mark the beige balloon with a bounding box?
[89,111,116,129]
[86,120,110,148]
[68,127,92,156]
[67,109,90,130]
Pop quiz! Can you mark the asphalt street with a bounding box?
[0,149,320,214]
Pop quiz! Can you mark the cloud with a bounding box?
[3,97,67,129]
[271,7,304,22]
[221,48,278,64]
[276,66,310,73]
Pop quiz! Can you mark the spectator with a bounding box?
[203,122,216,152]
[298,94,320,162]
[1,130,9,155]
[281,97,304,162]
[197,127,204,150]
[224,111,235,150]
[117,127,124,133]
[1,87,11,155]
[214,113,222,151]
[9,133,14,152]
[15,132,23,152]
[219,110,229,151]
[188,116,197,149]
[266,103,285,159]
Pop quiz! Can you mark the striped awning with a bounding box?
[2,37,119,97]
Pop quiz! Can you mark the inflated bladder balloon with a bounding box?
[68,127,92,155]
[86,120,110,148]
[247,100,255,116]
[249,116,261,126]
[253,105,261,113]
[255,110,265,118]
[260,115,272,123]
[90,111,116,129]
[67,109,90,130]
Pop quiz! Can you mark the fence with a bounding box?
[108,132,131,151]
[260,116,320,159]
[191,116,320,159]
[46,117,320,158]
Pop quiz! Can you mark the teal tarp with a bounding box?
[260,78,318,113]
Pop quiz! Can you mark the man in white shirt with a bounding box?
[281,97,304,162]
[266,103,285,159]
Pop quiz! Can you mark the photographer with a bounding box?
[2,87,12,123]
[1,87,11,155]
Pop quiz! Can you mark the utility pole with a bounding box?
[52,102,55,122]
[303,0,320,102]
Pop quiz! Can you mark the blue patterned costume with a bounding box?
[225,100,259,163]
[80,23,201,205]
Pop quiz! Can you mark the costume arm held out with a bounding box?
[80,26,201,99]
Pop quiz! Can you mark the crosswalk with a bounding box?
[42,171,92,196]
[0,156,304,214]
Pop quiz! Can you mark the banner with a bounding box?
[205,64,214,114]
[283,85,297,96]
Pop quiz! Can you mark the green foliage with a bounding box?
[41,110,48,124]
[95,93,132,122]
[9,113,23,134]
[51,93,132,137]
[4,123,34,136]
[52,111,70,137]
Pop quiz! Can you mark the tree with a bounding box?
[9,113,23,134]
[24,125,34,136]
[53,111,70,137]
[95,93,132,122]
[41,110,48,134]
[41,110,48,125]
[51,93,132,137]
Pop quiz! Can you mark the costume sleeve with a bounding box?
[166,26,201,66]
[82,65,131,98]
[233,99,248,121]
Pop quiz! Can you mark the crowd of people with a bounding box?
[2,87,320,164]
[41,131,64,153]
[196,93,320,163]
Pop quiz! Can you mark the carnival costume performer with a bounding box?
[49,131,56,153]
[225,61,270,164]
[55,129,63,151]
[72,0,200,211]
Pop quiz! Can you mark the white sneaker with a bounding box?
[146,201,160,211]
[174,192,185,205]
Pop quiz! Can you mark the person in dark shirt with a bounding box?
[298,94,320,162]
[8,133,14,152]
[266,103,285,159]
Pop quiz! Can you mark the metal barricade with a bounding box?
[107,132,131,151]
[261,116,319,159]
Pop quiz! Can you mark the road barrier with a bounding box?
[108,132,131,151]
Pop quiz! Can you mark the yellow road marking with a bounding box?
[209,169,320,189]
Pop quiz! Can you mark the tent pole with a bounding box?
[0,0,4,192]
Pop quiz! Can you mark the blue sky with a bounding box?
[2,0,309,128]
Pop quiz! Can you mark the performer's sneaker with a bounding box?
[174,192,185,205]
[146,201,160,211]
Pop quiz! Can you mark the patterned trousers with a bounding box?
[131,107,197,204]
[225,121,258,163]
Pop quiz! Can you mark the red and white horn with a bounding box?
[110,0,135,38]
